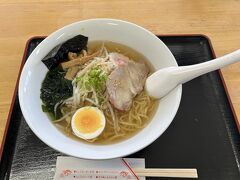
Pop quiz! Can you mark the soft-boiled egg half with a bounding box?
[71,106,106,140]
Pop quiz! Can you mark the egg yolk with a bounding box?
[73,108,102,133]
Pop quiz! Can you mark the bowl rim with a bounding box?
[18,18,182,159]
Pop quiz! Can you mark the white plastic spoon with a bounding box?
[145,49,240,99]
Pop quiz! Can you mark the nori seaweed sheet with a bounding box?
[42,34,88,69]
[40,67,73,120]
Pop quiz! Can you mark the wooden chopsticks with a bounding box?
[132,168,198,178]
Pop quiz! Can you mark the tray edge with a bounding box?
[206,36,240,132]
[0,36,46,161]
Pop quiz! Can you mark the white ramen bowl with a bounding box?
[19,19,182,159]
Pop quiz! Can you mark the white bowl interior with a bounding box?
[19,19,182,159]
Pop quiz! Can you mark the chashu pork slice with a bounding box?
[106,52,149,111]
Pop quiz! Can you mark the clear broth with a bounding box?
[56,41,159,145]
